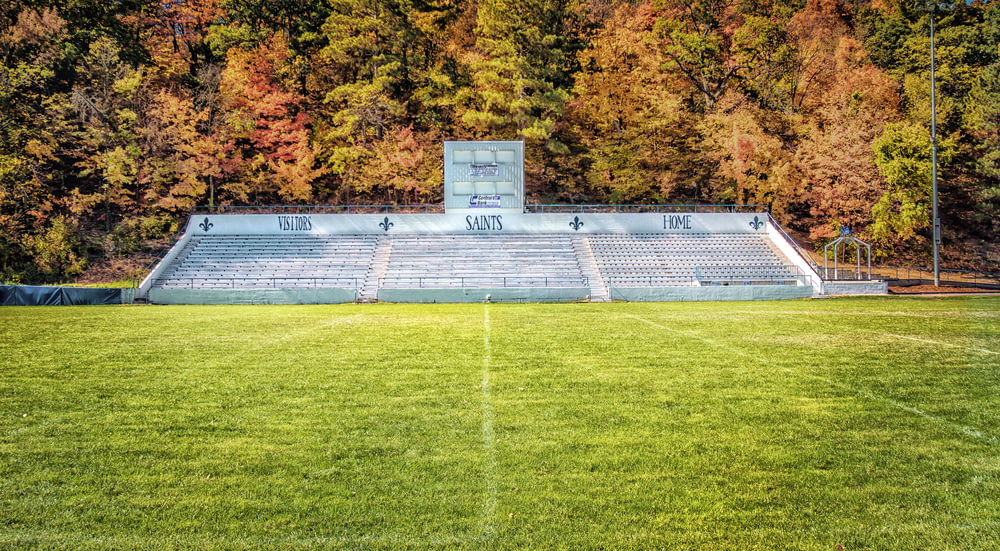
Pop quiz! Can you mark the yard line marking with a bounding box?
[625,314,998,446]
[884,333,999,355]
[479,305,498,539]
[769,312,999,356]
[200,313,364,367]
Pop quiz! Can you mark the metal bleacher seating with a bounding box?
[379,234,587,289]
[153,235,377,289]
[588,233,802,287]
[149,231,802,297]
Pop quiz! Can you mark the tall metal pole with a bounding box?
[930,5,941,286]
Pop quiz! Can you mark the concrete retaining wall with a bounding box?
[148,288,357,305]
[819,281,888,296]
[378,287,589,303]
[610,285,813,302]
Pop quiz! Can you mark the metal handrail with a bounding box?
[378,275,589,289]
[192,203,769,215]
[604,265,806,286]
[525,204,767,214]
[141,214,191,273]
[135,214,193,295]
[193,204,446,214]
[868,266,1000,288]
[766,213,822,275]
[156,276,360,289]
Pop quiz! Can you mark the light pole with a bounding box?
[930,3,941,286]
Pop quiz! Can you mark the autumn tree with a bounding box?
[0,7,76,279]
[964,63,1000,240]
[651,0,796,112]
[219,34,321,203]
[143,0,224,83]
[787,1,904,243]
[870,121,956,253]
[70,37,145,233]
[571,2,698,203]
[1,0,999,283]
[456,0,573,147]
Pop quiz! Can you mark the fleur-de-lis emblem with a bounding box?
[749,215,764,230]
[199,217,213,232]
[569,216,584,231]
[379,216,394,232]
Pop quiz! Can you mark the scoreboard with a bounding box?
[443,141,524,212]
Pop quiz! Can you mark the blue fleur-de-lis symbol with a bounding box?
[199,217,213,232]
[749,215,764,230]
[379,217,394,232]
[569,216,584,231]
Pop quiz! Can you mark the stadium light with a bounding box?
[930,2,942,286]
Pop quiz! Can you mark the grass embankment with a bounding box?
[1,298,998,549]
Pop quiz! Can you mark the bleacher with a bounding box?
[380,234,587,289]
[142,211,821,303]
[153,235,377,289]
[149,232,800,296]
[589,233,802,287]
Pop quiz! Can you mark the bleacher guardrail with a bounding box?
[194,205,446,214]
[525,204,767,214]
[378,275,589,289]
[835,266,1000,289]
[766,213,822,275]
[192,203,769,215]
[135,213,193,301]
[603,265,807,287]
[156,276,362,289]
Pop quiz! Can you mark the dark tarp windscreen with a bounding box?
[1,285,125,306]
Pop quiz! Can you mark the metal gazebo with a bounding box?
[824,228,872,280]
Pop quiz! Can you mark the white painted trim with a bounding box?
[136,231,192,300]
[765,220,822,290]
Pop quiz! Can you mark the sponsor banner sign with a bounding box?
[468,195,502,208]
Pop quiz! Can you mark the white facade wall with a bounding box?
[184,212,772,236]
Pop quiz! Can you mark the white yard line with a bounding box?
[625,314,998,446]
[883,333,999,356]
[767,311,998,355]
[479,305,498,539]
[188,314,364,371]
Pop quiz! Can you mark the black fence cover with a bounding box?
[1,285,127,306]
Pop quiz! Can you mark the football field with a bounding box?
[1,297,999,549]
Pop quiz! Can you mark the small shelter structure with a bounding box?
[823,227,872,280]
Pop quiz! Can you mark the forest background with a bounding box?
[1,0,998,284]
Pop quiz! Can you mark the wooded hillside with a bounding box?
[2,0,998,283]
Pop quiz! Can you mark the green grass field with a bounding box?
[1,297,999,550]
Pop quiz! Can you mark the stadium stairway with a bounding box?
[359,237,392,303]
[571,235,610,302]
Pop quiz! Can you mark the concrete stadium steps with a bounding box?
[380,234,587,289]
[589,233,802,286]
[572,235,610,302]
